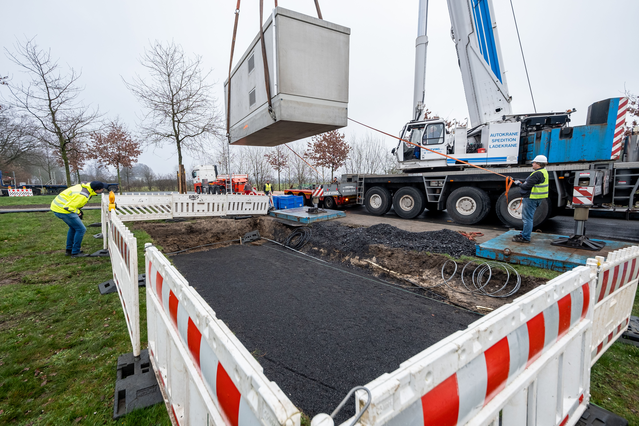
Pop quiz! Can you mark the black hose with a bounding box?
[284,227,312,250]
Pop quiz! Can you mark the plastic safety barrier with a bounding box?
[145,245,300,426]
[114,194,174,221]
[109,193,270,221]
[591,246,639,365]
[109,213,140,356]
[8,188,33,196]
[353,262,597,426]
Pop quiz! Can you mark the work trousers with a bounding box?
[521,198,542,241]
[54,212,86,254]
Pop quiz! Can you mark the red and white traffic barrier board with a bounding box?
[591,246,639,365]
[611,97,628,160]
[145,246,300,426]
[355,262,597,426]
[8,188,33,197]
[572,186,594,206]
[109,214,140,357]
[312,186,324,198]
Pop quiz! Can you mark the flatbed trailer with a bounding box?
[284,182,358,209]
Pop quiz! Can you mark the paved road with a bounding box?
[340,205,639,244]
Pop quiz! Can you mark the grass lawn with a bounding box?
[0,210,169,425]
[0,208,638,425]
[0,195,100,207]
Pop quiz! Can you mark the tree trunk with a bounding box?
[59,143,72,186]
[116,165,121,189]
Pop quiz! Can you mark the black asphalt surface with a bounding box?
[172,243,480,421]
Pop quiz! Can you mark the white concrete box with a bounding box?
[225,7,350,146]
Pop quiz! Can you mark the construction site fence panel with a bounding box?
[591,246,639,365]
[108,213,140,357]
[353,262,597,426]
[108,193,270,221]
[145,245,300,426]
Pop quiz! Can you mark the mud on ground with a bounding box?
[133,216,546,312]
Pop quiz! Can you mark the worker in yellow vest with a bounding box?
[264,180,273,196]
[50,181,105,256]
[512,155,549,243]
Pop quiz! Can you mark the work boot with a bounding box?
[512,234,530,243]
[66,249,72,256]
[71,251,88,257]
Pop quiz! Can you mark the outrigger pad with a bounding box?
[551,235,606,251]
[112,349,163,419]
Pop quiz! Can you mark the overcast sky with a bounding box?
[2,0,637,174]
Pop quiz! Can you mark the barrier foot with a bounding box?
[89,222,102,228]
[113,349,163,419]
[92,233,103,239]
[98,274,146,295]
[90,249,110,257]
[578,404,628,425]
[619,316,639,348]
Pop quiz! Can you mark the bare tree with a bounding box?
[0,107,39,169]
[137,163,155,191]
[245,147,270,191]
[265,146,289,190]
[4,38,100,185]
[124,40,224,172]
[288,142,313,188]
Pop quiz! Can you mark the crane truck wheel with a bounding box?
[364,186,392,216]
[495,188,550,229]
[323,196,336,209]
[446,187,491,225]
[392,187,425,219]
[195,186,202,194]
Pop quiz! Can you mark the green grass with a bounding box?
[1,209,638,425]
[0,210,169,425]
[0,195,100,206]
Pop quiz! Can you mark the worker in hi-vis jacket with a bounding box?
[512,155,549,243]
[50,181,105,256]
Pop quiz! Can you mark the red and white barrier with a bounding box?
[610,97,628,160]
[591,246,639,365]
[352,262,597,426]
[114,194,174,221]
[8,188,33,196]
[145,245,300,426]
[109,214,140,356]
[226,194,270,216]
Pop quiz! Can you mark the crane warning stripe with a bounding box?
[611,97,628,159]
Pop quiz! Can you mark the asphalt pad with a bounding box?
[172,243,480,421]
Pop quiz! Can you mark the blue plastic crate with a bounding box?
[273,195,303,210]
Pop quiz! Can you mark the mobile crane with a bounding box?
[344,0,638,228]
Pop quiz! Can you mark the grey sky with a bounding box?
[2,0,637,174]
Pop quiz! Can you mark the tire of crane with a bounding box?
[196,186,202,194]
[446,187,491,225]
[392,187,425,219]
[495,188,550,229]
[323,196,337,210]
[364,186,392,216]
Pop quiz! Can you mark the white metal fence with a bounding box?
[145,245,300,426]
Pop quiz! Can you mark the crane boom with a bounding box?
[446,0,512,127]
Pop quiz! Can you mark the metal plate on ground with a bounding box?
[477,230,635,272]
[269,207,345,224]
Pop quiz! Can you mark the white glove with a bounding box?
[514,180,522,185]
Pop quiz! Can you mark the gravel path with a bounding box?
[172,243,480,421]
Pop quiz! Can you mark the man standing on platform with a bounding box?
[512,155,549,243]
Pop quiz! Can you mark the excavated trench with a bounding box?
[132,217,546,420]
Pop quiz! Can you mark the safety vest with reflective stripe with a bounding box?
[50,183,96,214]
[265,183,272,192]
[530,168,549,199]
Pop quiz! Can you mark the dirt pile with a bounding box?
[307,222,477,258]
